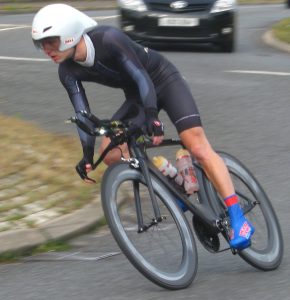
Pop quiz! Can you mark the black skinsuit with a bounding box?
[58,26,201,162]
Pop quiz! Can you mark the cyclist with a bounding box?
[31,4,254,250]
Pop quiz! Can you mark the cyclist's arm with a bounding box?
[103,29,164,143]
[103,29,158,111]
[58,66,95,163]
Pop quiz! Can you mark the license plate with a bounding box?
[158,17,199,27]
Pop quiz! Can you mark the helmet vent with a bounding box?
[43,26,52,33]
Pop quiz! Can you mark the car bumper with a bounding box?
[119,9,235,45]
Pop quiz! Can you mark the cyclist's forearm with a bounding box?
[70,93,96,162]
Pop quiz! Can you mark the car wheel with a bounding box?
[218,36,235,53]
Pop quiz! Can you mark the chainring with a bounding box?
[192,216,220,253]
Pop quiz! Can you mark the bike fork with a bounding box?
[133,181,145,233]
[129,147,163,232]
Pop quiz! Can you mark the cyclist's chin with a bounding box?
[48,54,68,64]
[52,56,66,64]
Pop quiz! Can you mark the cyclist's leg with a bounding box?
[180,128,255,249]
[158,74,254,249]
[180,128,235,197]
[99,137,129,165]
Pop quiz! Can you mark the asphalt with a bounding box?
[0,1,117,14]
[0,2,289,256]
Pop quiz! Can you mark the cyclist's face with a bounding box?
[41,37,74,63]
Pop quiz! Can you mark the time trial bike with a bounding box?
[69,110,283,290]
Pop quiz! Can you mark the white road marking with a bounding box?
[56,251,81,260]
[66,252,121,261]
[0,24,27,26]
[0,56,50,62]
[226,70,290,76]
[0,25,30,31]
[92,15,118,20]
[239,4,283,9]
[22,251,121,262]
[0,15,119,31]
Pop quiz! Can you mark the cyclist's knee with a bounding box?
[189,143,214,165]
[179,127,214,164]
[98,145,119,166]
[99,137,129,166]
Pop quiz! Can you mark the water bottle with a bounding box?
[152,156,178,178]
[152,156,187,211]
[176,149,199,194]
[152,156,183,184]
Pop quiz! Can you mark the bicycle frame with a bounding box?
[70,112,285,274]
[69,113,224,235]
[127,135,223,234]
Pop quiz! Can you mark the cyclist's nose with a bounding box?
[42,41,55,53]
[43,46,55,58]
[42,43,50,52]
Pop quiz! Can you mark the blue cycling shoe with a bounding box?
[228,203,255,250]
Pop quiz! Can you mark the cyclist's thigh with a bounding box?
[158,75,202,133]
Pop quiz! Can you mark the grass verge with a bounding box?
[0,114,106,228]
[272,18,290,44]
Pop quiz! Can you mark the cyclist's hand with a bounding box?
[150,123,164,145]
[75,158,96,184]
[145,108,164,145]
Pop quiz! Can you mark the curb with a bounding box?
[262,29,290,54]
[0,196,103,255]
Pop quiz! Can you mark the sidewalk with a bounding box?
[0,199,103,255]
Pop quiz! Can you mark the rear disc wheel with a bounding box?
[203,152,283,270]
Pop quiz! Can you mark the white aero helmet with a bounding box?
[31,4,97,51]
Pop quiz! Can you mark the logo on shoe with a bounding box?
[239,221,251,239]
